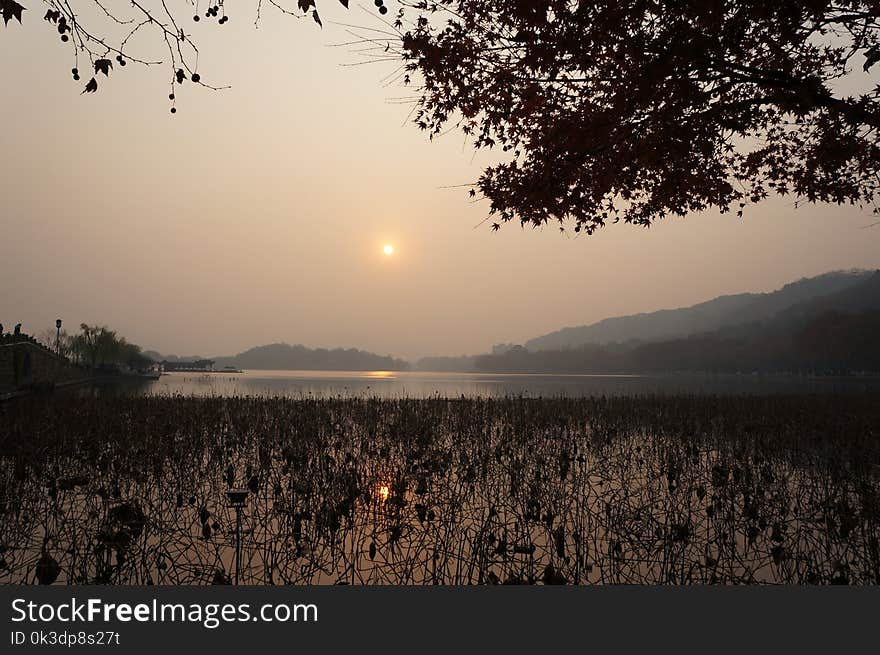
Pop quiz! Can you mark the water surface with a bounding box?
[118,370,880,398]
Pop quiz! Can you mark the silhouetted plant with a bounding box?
[0,0,364,110]
[1,393,878,585]
[5,2,877,229]
[388,2,880,231]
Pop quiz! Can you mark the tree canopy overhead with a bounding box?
[398,1,880,232]
[3,1,880,233]
[0,0,369,108]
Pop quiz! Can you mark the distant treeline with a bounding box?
[213,343,410,371]
[415,355,478,372]
[474,311,880,375]
[150,270,880,375]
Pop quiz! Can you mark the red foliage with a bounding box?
[399,1,880,232]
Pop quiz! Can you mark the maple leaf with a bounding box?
[82,77,98,94]
[297,0,315,12]
[94,59,113,76]
[398,1,880,234]
[44,9,60,23]
[1,0,25,26]
[865,46,880,72]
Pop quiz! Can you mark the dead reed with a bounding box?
[1,393,878,585]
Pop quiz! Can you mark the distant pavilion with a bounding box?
[160,359,215,372]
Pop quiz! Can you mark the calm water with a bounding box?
[114,370,880,398]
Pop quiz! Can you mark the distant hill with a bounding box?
[522,270,874,351]
[213,343,410,371]
[771,271,880,325]
[715,271,880,340]
[477,272,880,374]
[415,355,478,372]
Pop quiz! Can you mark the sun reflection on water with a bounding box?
[366,371,396,379]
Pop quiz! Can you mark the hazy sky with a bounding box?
[2,3,879,361]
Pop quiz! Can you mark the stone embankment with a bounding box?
[0,335,87,397]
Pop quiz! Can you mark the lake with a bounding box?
[6,392,879,584]
[119,369,880,398]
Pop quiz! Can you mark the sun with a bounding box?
[383,244,394,256]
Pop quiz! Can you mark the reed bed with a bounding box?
[1,393,878,585]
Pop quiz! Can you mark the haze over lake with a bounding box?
[3,0,880,604]
[125,370,880,398]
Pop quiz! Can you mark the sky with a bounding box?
[1,2,879,362]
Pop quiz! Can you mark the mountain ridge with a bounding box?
[477,272,880,374]
[147,343,410,371]
[212,342,410,371]
[521,269,875,351]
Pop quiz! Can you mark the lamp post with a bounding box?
[225,488,249,585]
[55,319,62,355]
